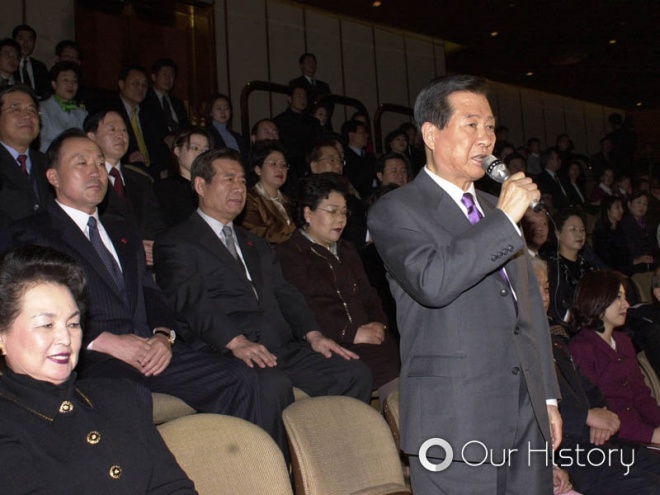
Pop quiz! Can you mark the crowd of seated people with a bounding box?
[2,21,660,492]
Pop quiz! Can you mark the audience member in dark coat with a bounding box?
[154,128,209,228]
[341,119,376,199]
[143,58,190,135]
[535,148,570,210]
[12,24,50,100]
[0,86,51,227]
[203,93,246,158]
[289,53,332,114]
[621,190,659,263]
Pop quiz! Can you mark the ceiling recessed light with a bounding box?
[526,71,534,76]
[372,0,381,6]
[490,31,499,37]
[636,101,643,107]
[609,39,617,44]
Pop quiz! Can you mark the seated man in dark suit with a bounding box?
[288,53,331,114]
[153,148,373,452]
[532,258,660,494]
[341,119,376,199]
[535,148,570,210]
[10,129,263,434]
[12,25,50,100]
[144,58,190,137]
[108,65,171,180]
[0,85,50,227]
[0,38,20,88]
[84,109,167,266]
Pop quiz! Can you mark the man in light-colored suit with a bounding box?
[368,74,562,494]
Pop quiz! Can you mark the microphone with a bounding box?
[481,155,544,212]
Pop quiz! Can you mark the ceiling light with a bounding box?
[490,31,499,37]
[526,71,534,76]
[636,102,643,107]
[609,39,617,44]
[372,1,381,6]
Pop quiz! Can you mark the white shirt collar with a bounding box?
[197,208,233,237]
[56,200,100,235]
[423,166,482,217]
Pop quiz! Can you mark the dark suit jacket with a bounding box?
[0,144,50,227]
[143,88,190,133]
[368,171,559,459]
[108,96,171,178]
[205,125,247,159]
[534,169,570,209]
[15,57,50,100]
[288,75,331,112]
[0,369,195,494]
[100,164,167,239]
[10,202,176,351]
[153,212,318,355]
[343,147,376,199]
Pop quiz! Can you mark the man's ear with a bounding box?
[46,168,59,188]
[421,122,436,151]
[193,176,205,197]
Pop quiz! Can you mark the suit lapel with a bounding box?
[49,204,131,307]
[415,172,471,236]
[235,227,263,294]
[104,219,139,310]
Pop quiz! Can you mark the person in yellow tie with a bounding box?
[110,65,170,180]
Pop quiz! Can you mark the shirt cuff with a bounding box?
[546,399,558,407]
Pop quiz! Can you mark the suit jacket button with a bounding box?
[507,245,514,251]
[491,255,497,261]
[512,367,520,375]
[109,465,122,479]
[514,327,520,335]
[500,288,508,297]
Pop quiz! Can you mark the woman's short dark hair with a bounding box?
[295,173,347,227]
[204,93,231,126]
[553,207,586,233]
[571,270,624,333]
[247,140,288,185]
[0,245,87,334]
[384,129,407,152]
[48,61,82,83]
[629,189,649,204]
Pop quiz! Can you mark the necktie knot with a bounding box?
[17,154,28,175]
[461,193,482,225]
[87,216,97,229]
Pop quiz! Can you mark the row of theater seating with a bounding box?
[153,391,410,495]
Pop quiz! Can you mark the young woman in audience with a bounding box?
[204,93,245,157]
[0,246,196,494]
[275,174,400,408]
[562,160,587,207]
[154,127,210,228]
[239,140,295,244]
[39,62,87,152]
[589,167,615,205]
[544,208,596,322]
[384,129,408,154]
[621,190,659,267]
[312,103,332,133]
[569,270,660,444]
[593,196,654,275]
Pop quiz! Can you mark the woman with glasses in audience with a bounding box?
[275,174,400,408]
[239,140,295,244]
[0,245,196,494]
[154,127,210,228]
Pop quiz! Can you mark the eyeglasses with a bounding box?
[2,103,40,117]
[263,160,289,170]
[317,155,345,167]
[187,144,209,153]
[316,207,351,219]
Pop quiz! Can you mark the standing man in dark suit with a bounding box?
[153,148,373,452]
[10,129,263,432]
[0,39,20,88]
[368,75,561,494]
[289,53,331,113]
[0,85,50,227]
[12,25,50,100]
[109,66,170,180]
[145,58,190,136]
[84,109,166,266]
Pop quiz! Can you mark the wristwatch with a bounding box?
[153,328,176,346]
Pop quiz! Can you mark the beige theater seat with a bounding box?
[283,396,411,495]
[638,351,660,406]
[152,393,196,425]
[158,413,293,495]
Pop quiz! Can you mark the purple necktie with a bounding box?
[461,192,518,315]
